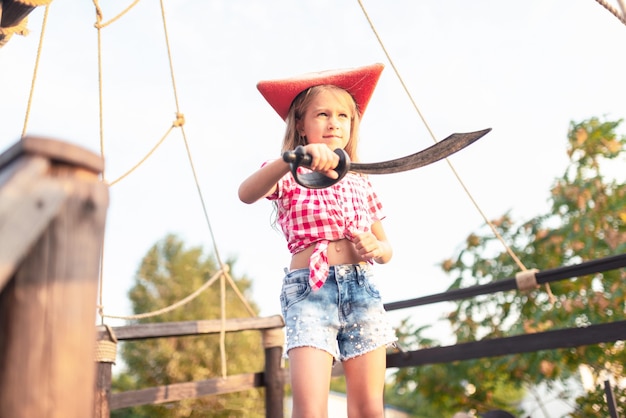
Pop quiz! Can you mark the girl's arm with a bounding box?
[238,158,290,204]
[238,144,340,204]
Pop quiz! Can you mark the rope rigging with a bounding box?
[90,0,257,378]
[90,0,254,323]
[594,0,626,25]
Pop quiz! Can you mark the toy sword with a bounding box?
[283,128,492,189]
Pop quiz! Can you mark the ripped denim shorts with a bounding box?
[280,263,397,362]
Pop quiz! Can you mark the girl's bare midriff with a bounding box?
[290,238,364,270]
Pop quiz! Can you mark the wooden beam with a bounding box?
[110,370,289,410]
[384,253,626,311]
[0,136,104,174]
[387,320,626,369]
[0,156,68,291]
[96,315,285,341]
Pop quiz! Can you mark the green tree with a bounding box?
[111,234,265,418]
[387,117,626,417]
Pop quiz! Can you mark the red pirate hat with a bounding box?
[257,63,384,120]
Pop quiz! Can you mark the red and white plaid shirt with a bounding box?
[267,164,385,290]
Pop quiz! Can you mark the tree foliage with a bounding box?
[387,117,626,417]
[111,234,264,418]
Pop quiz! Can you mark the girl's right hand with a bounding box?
[303,143,340,179]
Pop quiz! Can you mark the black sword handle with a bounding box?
[282,146,351,189]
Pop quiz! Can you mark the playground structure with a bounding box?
[1,136,624,417]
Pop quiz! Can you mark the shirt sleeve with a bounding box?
[261,159,289,201]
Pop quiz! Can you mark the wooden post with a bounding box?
[0,136,108,418]
[604,379,619,418]
[94,363,113,418]
[94,325,117,418]
[262,327,285,418]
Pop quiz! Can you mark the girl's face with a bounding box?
[298,89,353,151]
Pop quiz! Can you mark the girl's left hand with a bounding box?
[352,231,383,262]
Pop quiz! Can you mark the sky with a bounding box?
[2,0,625,354]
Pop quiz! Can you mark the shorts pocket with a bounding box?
[280,276,310,313]
[362,271,381,299]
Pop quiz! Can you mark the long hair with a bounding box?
[281,85,361,161]
[270,85,363,229]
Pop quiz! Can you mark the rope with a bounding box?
[515,269,539,292]
[93,0,106,182]
[95,324,118,363]
[93,0,106,324]
[20,4,49,136]
[98,261,255,321]
[95,340,117,363]
[101,266,227,320]
[225,270,256,316]
[594,0,626,25]
[356,0,556,302]
[355,0,437,144]
[93,0,141,29]
[105,122,176,187]
[159,1,182,115]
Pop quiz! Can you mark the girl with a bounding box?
[239,63,397,418]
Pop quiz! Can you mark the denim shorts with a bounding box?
[280,263,397,362]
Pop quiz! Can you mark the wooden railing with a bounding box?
[384,253,626,368]
[94,316,286,417]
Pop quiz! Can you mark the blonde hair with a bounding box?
[281,85,361,161]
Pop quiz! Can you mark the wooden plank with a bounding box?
[0,156,68,291]
[387,320,626,369]
[96,315,285,341]
[0,136,104,174]
[0,165,109,418]
[110,372,270,410]
[384,279,514,311]
[107,325,288,411]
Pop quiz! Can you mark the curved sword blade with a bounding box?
[350,128,491,174]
